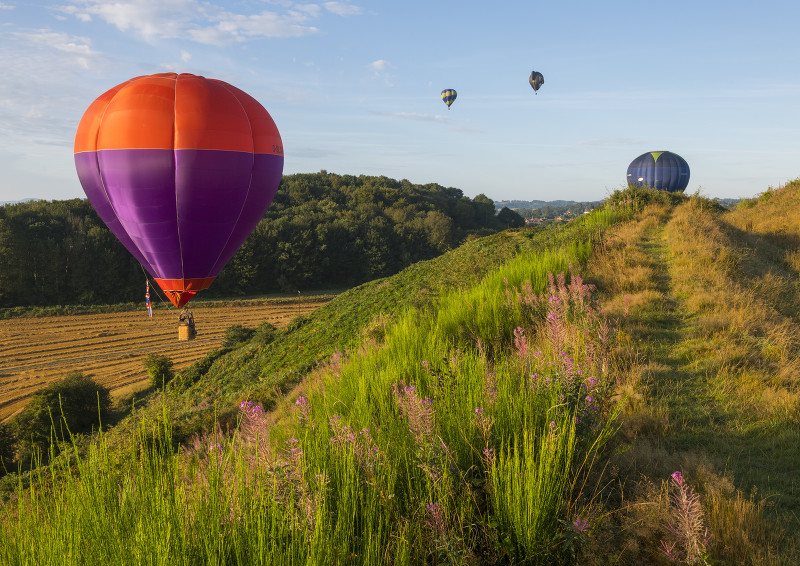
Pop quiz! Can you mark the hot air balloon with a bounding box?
[74,73,284,309]
[441,89,457,109]
[626,151,690,193]
[529,71,544,94]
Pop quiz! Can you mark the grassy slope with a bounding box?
[163,211,622,438]
[583,183,800,565]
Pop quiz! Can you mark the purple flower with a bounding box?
[572,516,589,533]
[425,502,447,537]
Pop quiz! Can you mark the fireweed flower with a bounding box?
[513,326,529,359]
[295,395,313,428]
[392,382,436,450]
[572,516,589,533]
[473,407,493,440]
[425,502,447,538]
[661,471,711,564]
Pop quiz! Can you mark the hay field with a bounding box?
[0,297,331,421]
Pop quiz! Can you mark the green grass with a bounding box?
[1,203,632,565]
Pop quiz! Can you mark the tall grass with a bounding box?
[1,205,630,564]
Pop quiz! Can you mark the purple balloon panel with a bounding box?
[75,148,284,281]
[74,150,157,274]
[208,152,284,275]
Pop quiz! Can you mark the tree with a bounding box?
[497,207,525,228]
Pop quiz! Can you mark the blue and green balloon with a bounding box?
[626,151,690,193]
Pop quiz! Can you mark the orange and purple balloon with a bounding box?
[74,73,284,308]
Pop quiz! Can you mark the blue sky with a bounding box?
[1,0,798,204]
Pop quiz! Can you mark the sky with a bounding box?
[1,0,799,205]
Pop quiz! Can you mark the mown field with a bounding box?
[0,296,332,421]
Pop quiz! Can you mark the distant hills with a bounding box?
[495,196,742,213]
[494,199,603,211]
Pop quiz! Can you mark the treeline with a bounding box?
[0,171,522,308]
[516,201,603,220]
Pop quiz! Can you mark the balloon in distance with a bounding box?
[529,71,544,94]
[441,88,457,109]
[626,151,690,193]
[74,72,284,308]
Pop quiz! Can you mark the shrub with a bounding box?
[252,321,278,346]
[222,324,255,348]
[143,353,175,390]
[0,421,16,473]
[11,371,111,452]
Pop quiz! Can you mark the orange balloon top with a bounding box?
[74,73,282,155]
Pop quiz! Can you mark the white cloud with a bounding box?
[57,0,339,44]
[0,3,15,9]
[10,29,98,56]
[324,2,362,16]
[383,111,446,123]
[367,59,388,72]
[366,59,394,85]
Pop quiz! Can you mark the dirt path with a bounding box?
[0,297,331,421]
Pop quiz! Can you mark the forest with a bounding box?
[0,171,522,308]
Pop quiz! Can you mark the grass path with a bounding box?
[599,202,799,564]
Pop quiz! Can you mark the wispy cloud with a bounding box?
[367,59,389,73]
[381,111,446,123]
[0,3,15,9]
[324,2,362,16]
[10,29,98,56]
[366,59,394,85]
[0,28,109,150]
[57,0,362,45]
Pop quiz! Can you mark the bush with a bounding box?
[222,324,255,348]
[11,371,111,452]
[143,353,175,390]
[252,321,278,346]
[0,421,16,473]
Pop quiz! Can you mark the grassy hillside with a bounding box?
[2,182,800,565]
[162,207,627,441]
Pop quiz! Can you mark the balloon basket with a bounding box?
[178,322,196,341]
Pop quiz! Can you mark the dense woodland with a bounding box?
[0,171,523,308]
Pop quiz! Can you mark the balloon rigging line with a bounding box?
[139,265,171,309]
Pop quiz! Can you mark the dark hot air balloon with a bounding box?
[74,73,284,308]
[441,88,457,109]
[529,71,544,94]
[626,151,690,193]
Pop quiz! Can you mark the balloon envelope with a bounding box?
[529,71,544,93]
[626,151,690,193]
[74,73,284,307]
[441,89,457,109]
